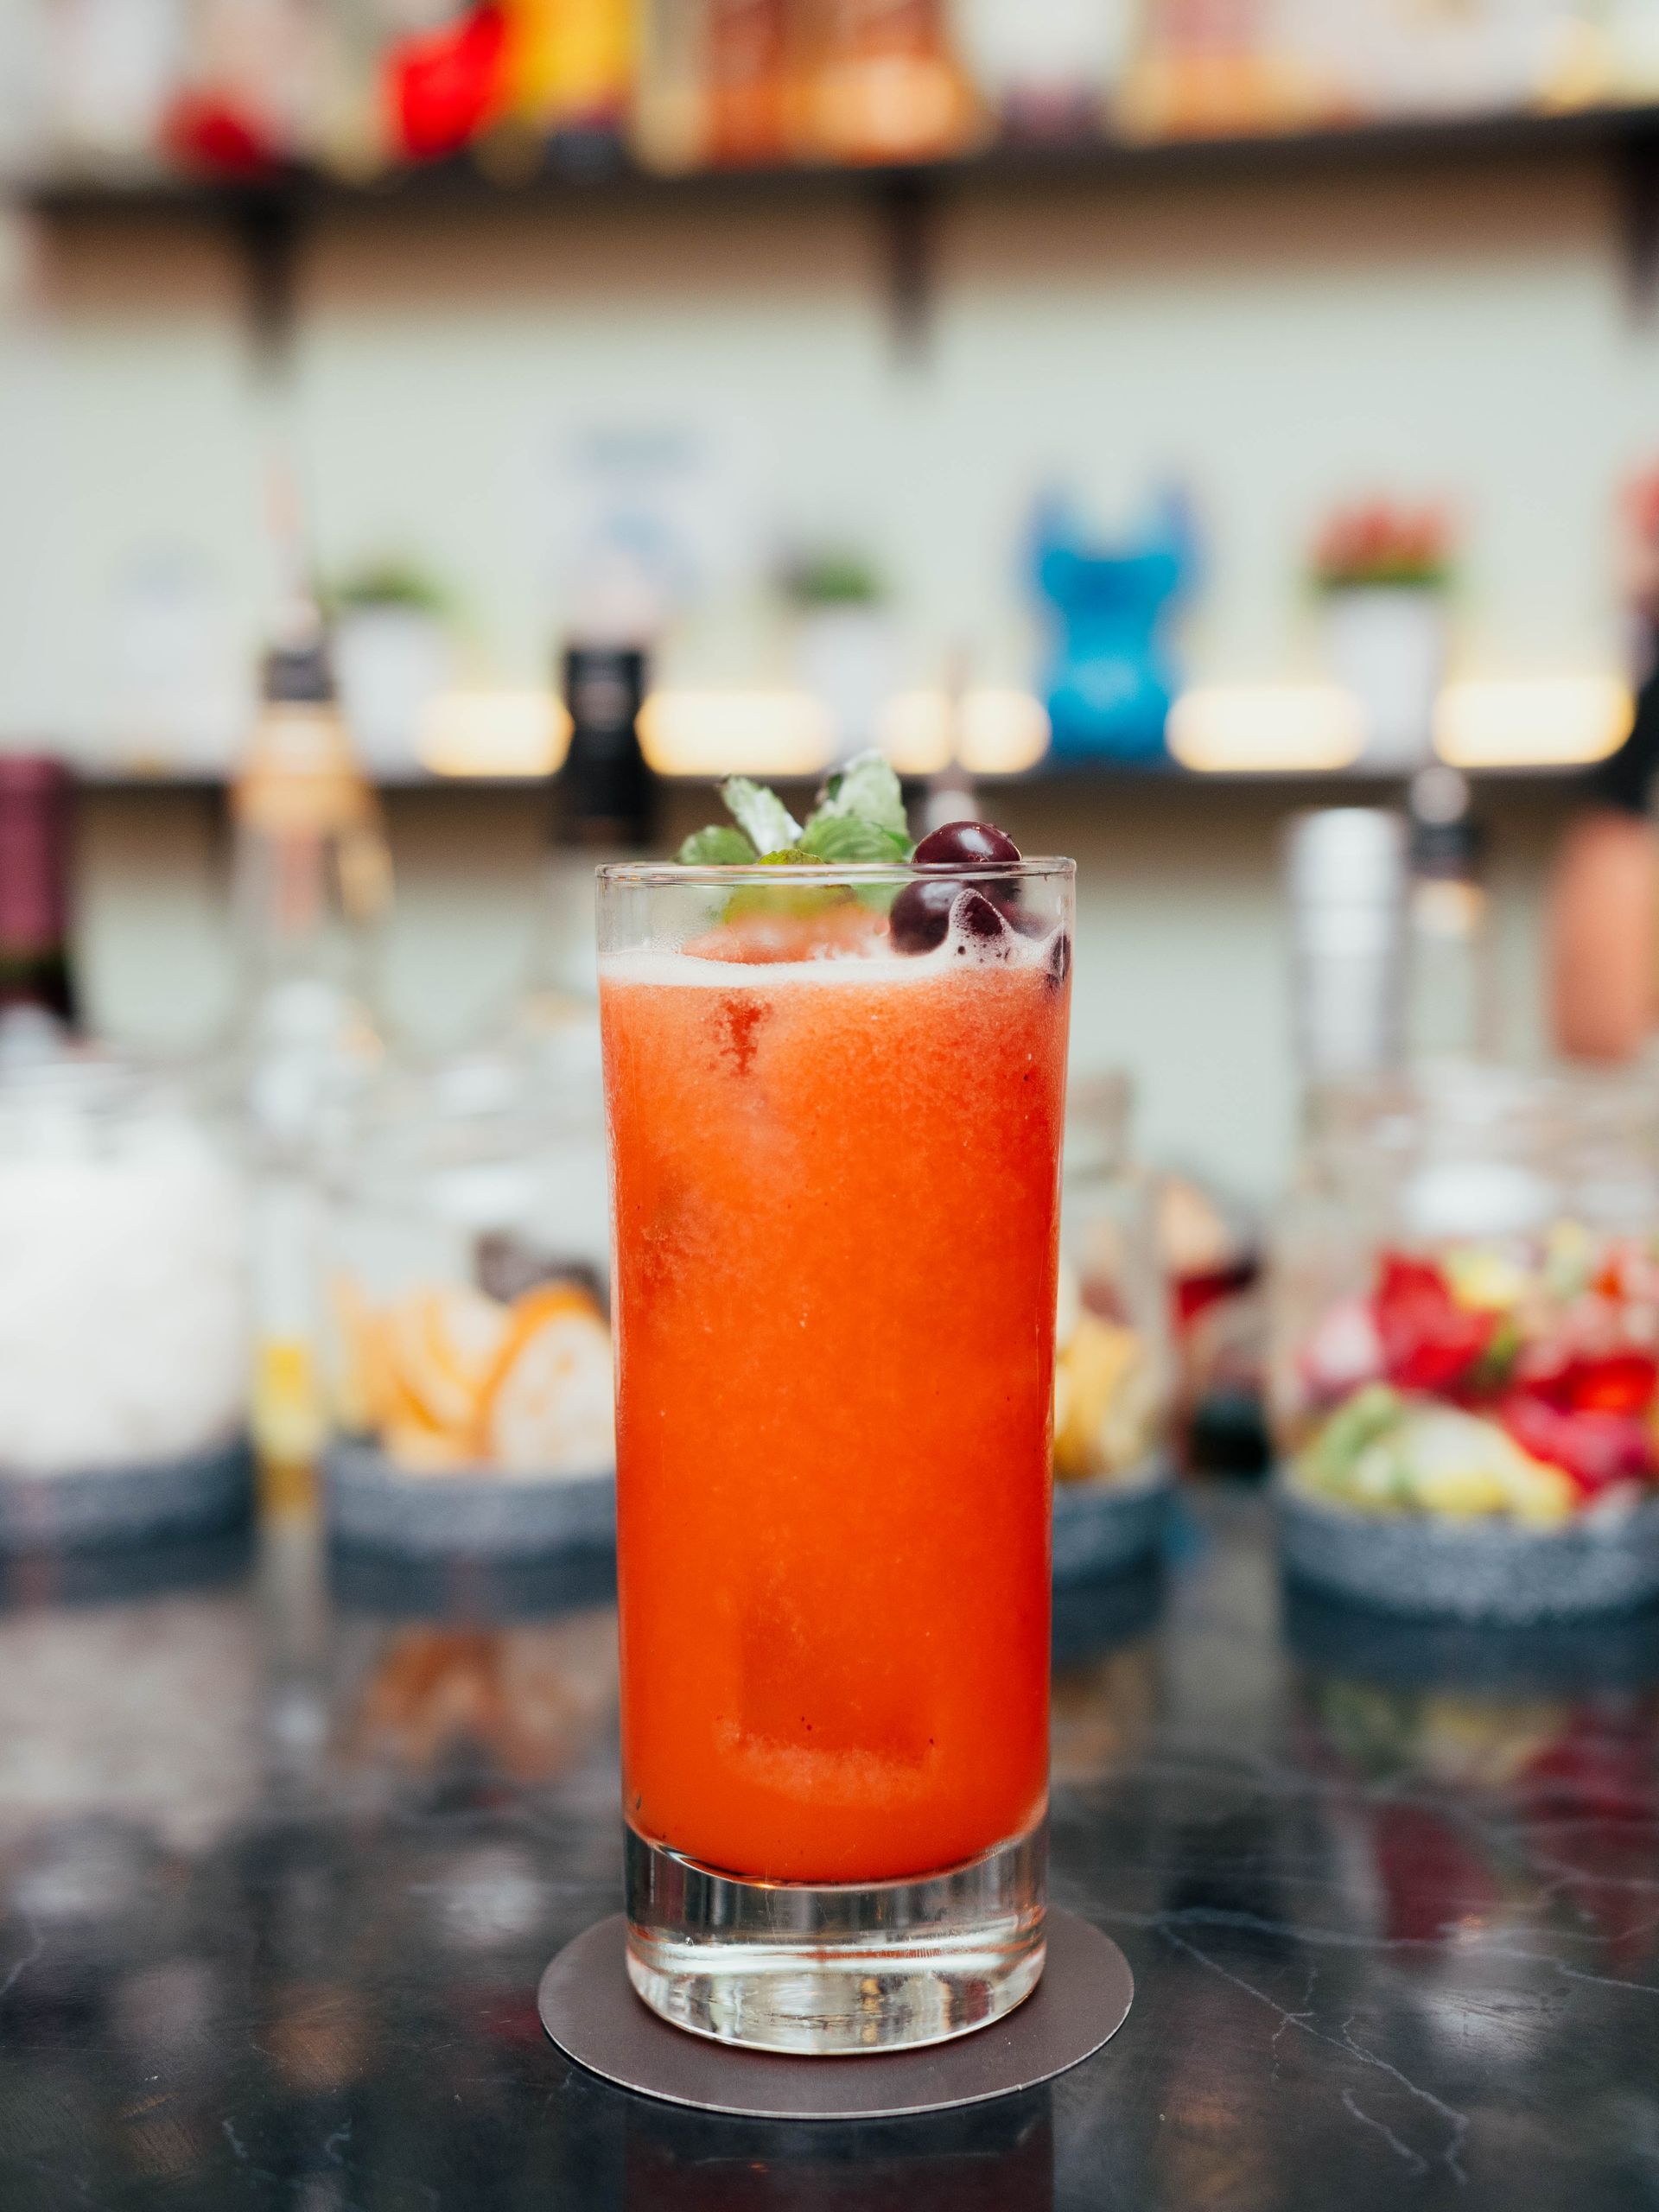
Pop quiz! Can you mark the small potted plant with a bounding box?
[1313,501,1453,773]
[328,561,454,779]
[781,547,898,766]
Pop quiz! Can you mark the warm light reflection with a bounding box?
[417,690,570,778]
[638,689,836,778]
[1167,685,1366,772]
[878,688,1051,775]
[1433,677,1632,769]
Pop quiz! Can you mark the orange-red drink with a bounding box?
[598,853,1074,2054]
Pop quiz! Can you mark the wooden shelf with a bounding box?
[27,100,1659,354]
[25,99,1659,222]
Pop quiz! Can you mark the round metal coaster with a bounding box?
[537,1910,1133,2120]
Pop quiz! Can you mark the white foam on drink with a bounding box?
[601,900,1063,989]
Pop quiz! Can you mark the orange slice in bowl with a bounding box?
[385,1284,511,1441]
[481,1283,614,1476]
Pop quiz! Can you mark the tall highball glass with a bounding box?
[597,855,1075,2054]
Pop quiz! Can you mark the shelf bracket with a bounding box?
[1618,123,1659,325]
[226,186,305,375]
[874,168,935,365]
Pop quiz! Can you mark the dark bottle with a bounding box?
[558,644,656,849]
[0,756,76,1029]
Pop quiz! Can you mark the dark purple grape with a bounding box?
[889,877,959,954]
[913,822,1024,922]
[912,821,1021,868]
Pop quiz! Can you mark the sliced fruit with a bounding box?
[482,1285,614,1476]
[385,1284,510,1439]
[1443,1248,1529,1314]
[1054,1312,1153,1481]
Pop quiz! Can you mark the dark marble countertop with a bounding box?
[2,1486,1656,2211]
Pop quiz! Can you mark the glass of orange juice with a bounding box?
[597,843,1074,2054]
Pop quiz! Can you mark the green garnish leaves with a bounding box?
[805,751,908,842]
[678,749,913,925]
[720,778,802,857]
[677,824,758,865]
[797,811,911,864]
[725,851,846,918]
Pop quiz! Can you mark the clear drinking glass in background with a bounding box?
[597,854,1075,2054]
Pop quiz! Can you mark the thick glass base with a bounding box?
[624,1818,1046,2055]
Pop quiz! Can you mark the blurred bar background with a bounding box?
[3,0,1658,1205]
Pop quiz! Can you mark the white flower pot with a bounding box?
[1322,585,1446,774]
[793,604,898,764]
[334,605,451,778]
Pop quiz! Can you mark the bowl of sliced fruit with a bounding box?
[321,1046,616,1561]
[1272,1065,1659,1621]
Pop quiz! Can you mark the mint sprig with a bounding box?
[719,778,801,857]
[798,812,909,863]
[677,824,758,865]
[676,751,913,869]
[807,753,908,842]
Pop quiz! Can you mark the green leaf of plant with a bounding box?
[720,778,801,855]
[797,812,911,864]
[677,824,758,865]
[804,749,908,842]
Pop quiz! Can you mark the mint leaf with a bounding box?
[806,750,907,842]
[797,812,911,864]
[677,824,758,865]
[720,778,801,855]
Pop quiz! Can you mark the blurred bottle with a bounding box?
[1122,0,1332,138]
[164,0,316,174]
[632,0,704,168]
[798,0,980,164]
[46,0,186,170]
[505,0,637,150]
[1405,765,1497,1066]
[232,612,391,1473]
[0,2,50,178]
[518,639,653,1039]
[1284,806,1406,1119]
[705,0,795,164]
[0,756,77,1046]
[957,0,1136,139]
[309,0,395,177]
[560,640,654,848]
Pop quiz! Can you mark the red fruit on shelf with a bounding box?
[162,94,282,177]
[388,4,509,163]
[1372,1253,1495,1398]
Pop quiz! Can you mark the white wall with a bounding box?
[9,149,1652,1198]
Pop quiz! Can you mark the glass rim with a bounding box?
[596,855,1076,888]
